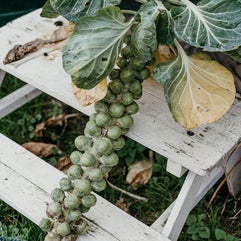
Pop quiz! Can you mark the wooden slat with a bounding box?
[0,133,170,241]
[0,9,240,177]
[0,84,42,118]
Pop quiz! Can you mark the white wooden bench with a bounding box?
[0,9,241,241]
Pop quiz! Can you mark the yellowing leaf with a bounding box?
[154,41,236,129]
[146,44,176,74]
[126,159,153,190]
[72,78,107,107]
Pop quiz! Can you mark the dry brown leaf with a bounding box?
[22,142,62,157]
[3,26,70,64]
[55,156,72,174]
[72,79,108,107]
[126,159,153,190]
[35,114,66,137]
[115,197,129,212]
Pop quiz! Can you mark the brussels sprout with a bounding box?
[136,67,151,80]
[121,92,134,106]
[130,59,145,70]
[109,68,120,80]
[39,218,52,232]
[70,151,82,165]
[91,178,107,192]
[107,125,122,140]
[94,101,109,113]
[103,89,116,103]
[84,120,101,137]
[44,231,61,241]
[100,152,119,167]
[95,112,111,127]
[117,57,129,68]
[67,165,82,180]
[130,81,142,95]
[64,193,80,209]
[59,177,72,192]
[79,204,90,213]
[79,152,96,167]
[82,194,97,207]
[94,137,113,155]
[133,92,142,100]
[109,103,125,118]
[112,137,125,151]
[120,68,135,83]
[56,222,70,237]
[125,102,139,115]
[68,209,82,222]
[116,115,134,129]
[51,188,65,202]
[121,45,134,58]
[74,135,91,151]
[46,202,62,219]
[73,179,91,196]
[99,164,112,174]
[88,168,103,182]
[73,220,88,234]
[109,79,124,94]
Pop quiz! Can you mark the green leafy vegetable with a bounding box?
[40,0,59,18]
[156,10,175,45]
[171,0,241,51]
[131,13,157,63]
[63,6,133,89]
[50,0,121,23]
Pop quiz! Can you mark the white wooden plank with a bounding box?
[0,69,6,85]
[166,159,187,177]
[0,84,42,118]
[0,9,240,176]
[0,133,170,241]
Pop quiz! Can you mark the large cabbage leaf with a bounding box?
[50,0,121,23]
[131,13,157,63]
[154,41,236,129]
[63,7,133,89]
[171,0,241,51]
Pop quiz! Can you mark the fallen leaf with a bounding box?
[3,25,70,64]
[55,156,72,174]
[126,158,153,190]
[22,142,62,157]
[71,78,108,107]
[35,113,79,137]
[115,197,129,212]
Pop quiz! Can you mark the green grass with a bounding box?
[0,74,240,241]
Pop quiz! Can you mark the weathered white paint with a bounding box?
[0,69,5,86]
[0,133,170,241]
[166,159,187,177]
[0,84,42,118]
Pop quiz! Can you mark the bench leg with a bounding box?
[151,167,223,241]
